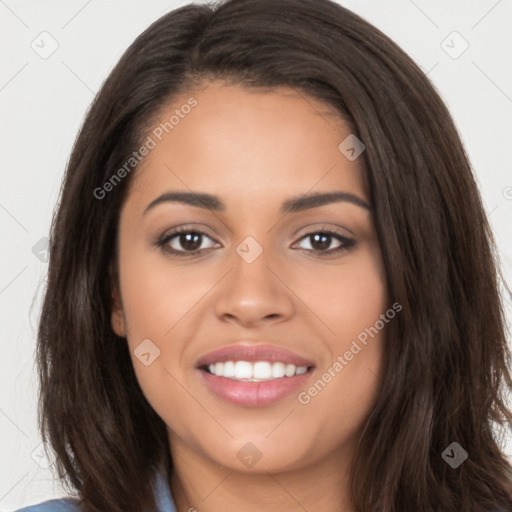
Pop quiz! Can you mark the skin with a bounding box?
[111,80,388,512]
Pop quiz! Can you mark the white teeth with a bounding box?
[206,360,310,380]
[223,361,235,377]
[284,364,296,377]
[272,362,286,378]
[234,361,252,379]
[253,361,272,379]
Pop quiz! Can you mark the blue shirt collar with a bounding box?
[152,468,177,512]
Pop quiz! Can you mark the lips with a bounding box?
[196,343,316,407]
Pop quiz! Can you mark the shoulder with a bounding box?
[14,498,81,511]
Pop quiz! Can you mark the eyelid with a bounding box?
[292,223,354,239]
[156,223,217,242]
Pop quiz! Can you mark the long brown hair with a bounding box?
[37,0,512,510]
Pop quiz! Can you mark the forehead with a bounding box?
[126,80,368,209]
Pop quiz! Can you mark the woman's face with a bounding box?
[112,81,388,474]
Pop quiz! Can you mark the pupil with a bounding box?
[181,232,201,251]
[311,233,330,251]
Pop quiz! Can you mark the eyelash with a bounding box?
[156,226,356,258]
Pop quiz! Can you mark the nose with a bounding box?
[214,248,295,328]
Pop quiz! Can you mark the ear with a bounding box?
[111,284,127,337]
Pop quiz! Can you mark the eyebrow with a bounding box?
[143,190,371,216]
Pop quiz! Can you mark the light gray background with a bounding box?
[1,0,511,509]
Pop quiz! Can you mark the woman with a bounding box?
[15,0,512,510]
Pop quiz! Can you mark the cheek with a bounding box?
[118,245,201,341]
[331,260,388,343]
[297,248,388,350]
[116,248,198,426]
[294,248,387,426]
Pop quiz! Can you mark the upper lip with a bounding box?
[196,343,316,368]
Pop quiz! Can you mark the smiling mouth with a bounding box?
[200,360,314,382]
[196,343,316,406]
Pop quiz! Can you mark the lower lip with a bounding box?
[199,369,313,407]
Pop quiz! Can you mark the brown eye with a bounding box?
[157,229,218,256]
[294,230,356,256]
[176,232,203,251]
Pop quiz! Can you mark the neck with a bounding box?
[168,437,355,512]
